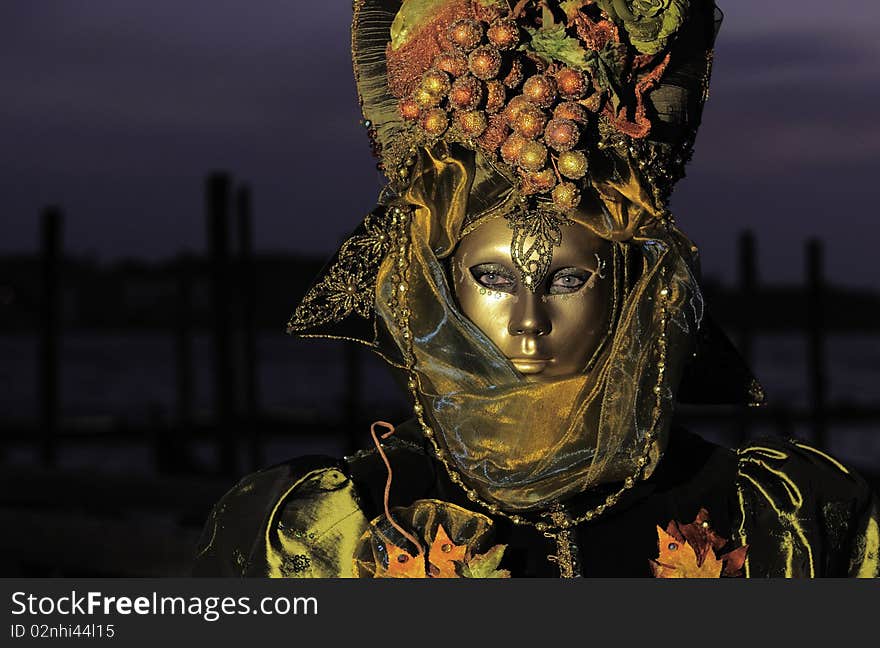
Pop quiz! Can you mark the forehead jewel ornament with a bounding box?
[380,0,717,291]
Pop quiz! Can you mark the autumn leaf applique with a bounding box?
[428,524,468,578]
[461,544,511,579]
[650,508,748,578]
[373,523,510,579]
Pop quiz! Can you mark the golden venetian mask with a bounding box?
[450,215,613,381]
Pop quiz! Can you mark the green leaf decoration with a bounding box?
[524,23,591,70]
[560,0,590,21]
[461,544,511,578]
[593,0,689,55]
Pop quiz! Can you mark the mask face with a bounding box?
[450,216,613,382]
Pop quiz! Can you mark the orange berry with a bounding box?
[555,68,589,99]
[552,182,582,211]
[501,133,528,166]
[420,108,448,136]
[448,19,482,51]
[523,74,557,108]
[398,98,421,121]
[520,168,557,195]
[511,102,547,139]
[449,75,484,111]
[544,118,580,152]
[487,19,520,50]
[421,69,451,96]
[478,114,510,152]
[554,101,590,124]
[468,45,502,80]
[434,51,469,77]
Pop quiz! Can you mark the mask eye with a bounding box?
[549,268,590,295]
[470,263,517,293]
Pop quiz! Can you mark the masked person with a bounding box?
[192,0,879,578]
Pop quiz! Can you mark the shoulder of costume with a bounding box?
[190,421,439,576]
[732,436,879,577]
[190,455,350,576]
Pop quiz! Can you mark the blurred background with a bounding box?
[1,1,878,576]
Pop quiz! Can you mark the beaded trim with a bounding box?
[385,204,671,534]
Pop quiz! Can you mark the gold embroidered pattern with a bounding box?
[286,209,395,332]
[505,206,572,291]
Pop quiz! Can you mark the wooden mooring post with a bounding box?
[806,238,828,450]
[39,207,62,467]
[237,183,262,470]
[207,173,237,476]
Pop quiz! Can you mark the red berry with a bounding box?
[501,133,528,166]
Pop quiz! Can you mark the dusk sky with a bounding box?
[3,1,879,289]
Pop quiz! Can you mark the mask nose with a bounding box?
[508,291,551,336]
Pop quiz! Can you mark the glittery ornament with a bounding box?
[555,67,589,99]
[456,110,488,137]
[478,113,509,152]
[449,75,484,111]
[420,108,449,136]
[398,98,421,121]
[522,74,557,108]
[487,18,520,50]
[434,51,469,77]
[448,19,482,52]
[517,140,548,172]
[557,150,589,179]
[468,45,502,81]
[552,182,581,211]
[544,118,580,152]
[553,101,590,124]
[520,168,557,194]
[420,69,451,96]
[500,132,528,166]
[413,86,442,108]
[511,102,547,139]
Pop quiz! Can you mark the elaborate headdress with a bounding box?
[287,1,759,518]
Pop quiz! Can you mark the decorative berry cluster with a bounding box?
[396,14,599,213]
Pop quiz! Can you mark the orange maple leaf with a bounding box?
[428,524,468,578]
[375,541,427,579]
[650,508,749,578]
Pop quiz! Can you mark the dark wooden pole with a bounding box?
[737,230,757,441]
[806,238,828,449]
[237,184,262,470]
[207,173,237,476]
[175,254,195,440]
[39,206,62,467]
